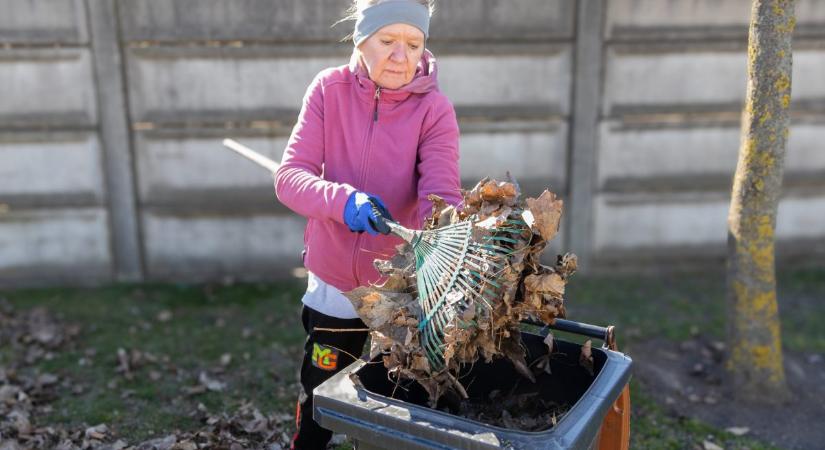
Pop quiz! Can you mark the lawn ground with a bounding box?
[1,266,823,449]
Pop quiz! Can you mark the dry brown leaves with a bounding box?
[0,300,293,450]
[0,299,98,449]
[579,340,594,377]
[344,176,578,404]
[532,332,556,376]
[0,301,80,367]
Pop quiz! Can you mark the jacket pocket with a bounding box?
[302,220,315,264]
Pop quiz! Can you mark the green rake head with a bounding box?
[374,200,528,371]
[385,218,527,371]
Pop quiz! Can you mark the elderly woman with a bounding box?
[274,0,459,448]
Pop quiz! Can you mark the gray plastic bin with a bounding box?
[313,323,632,450]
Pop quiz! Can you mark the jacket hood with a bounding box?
[348,48,439,96]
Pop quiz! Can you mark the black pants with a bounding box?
[291,305,368,450]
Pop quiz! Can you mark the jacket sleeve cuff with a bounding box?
[331,183,358,224]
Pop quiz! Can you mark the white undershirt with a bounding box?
[301,271,360,319]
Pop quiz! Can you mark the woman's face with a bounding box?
[358,23,425,89]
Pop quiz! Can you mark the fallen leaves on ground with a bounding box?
[0,301,80,366]
[673,334,728,406]
[0,300,295,449]
[702,440,724,450]
[725,426,750,436]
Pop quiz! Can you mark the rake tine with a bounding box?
[395,213,526,369]
[467,270,501,288]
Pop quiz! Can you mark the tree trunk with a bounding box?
[726,0,795,402]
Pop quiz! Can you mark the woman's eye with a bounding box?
[409,44,419,50]
[381,40,392,45]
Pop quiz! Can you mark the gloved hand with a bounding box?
[343,191,393,235]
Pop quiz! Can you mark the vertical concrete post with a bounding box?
[86,0,143,281]
[566,0,605,272]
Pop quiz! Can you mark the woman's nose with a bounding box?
[390,44,406,62]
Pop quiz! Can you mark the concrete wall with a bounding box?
[0,0,111,284]
[596,0,825,267]
[0,0,823,285]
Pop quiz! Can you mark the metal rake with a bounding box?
[378,208,526,371]
[218,139,525,371]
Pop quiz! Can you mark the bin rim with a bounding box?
[339,333,633,437]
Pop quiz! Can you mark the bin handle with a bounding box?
[522,318,616,349]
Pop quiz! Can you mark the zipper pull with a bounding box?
[373,87,381,122]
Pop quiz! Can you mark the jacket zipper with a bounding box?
[373,86,381,122]
[351,86,382,283]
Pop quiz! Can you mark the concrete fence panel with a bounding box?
[459,122,568,192]
[119,0,350,42]
[134,133,287,208]
[599,122,825,191]
[1,0,823,285]
[0,208,111,281]
[126,50,343,123]
[0,0,88,44]
[603,49,749,115]
[118,0,575,43]
[438,50,572,114]
[606,0,825,40]
[141,213,305,280]
[0,49,97,127]
[594,192,825,257]
[0,133,103,202]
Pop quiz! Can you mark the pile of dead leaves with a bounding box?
[0,299,295,450]
[0,300,86,449]
[0,300,124,450]
[102,402,294,450]
[0,301,80,366]
[0,397,294,450]
[344,177,577,404]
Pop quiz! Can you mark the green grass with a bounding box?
[564,267,825,352]
[2,282,308,442]
[1,267,823,448]
[630,379,780,450]
[565,271,727,342]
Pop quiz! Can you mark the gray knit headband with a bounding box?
[353,0,430,47]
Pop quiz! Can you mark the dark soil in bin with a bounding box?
[453,389,570,432]
[355,332,602,432]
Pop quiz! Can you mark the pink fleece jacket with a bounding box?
[274,50,461,292]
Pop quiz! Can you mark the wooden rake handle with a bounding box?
[221,138,421,244]
[221,138,280,173]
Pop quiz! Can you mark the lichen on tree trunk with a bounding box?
[726,0,795,402]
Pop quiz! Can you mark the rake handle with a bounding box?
[523,318,616,347]
[219,139,421,246]
[383,220,419,243]
[221,138,280,172]
[369,201,421,244]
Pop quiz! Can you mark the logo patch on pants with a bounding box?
[312,343,338,371]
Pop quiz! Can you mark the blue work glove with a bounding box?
[343,192,393,235]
